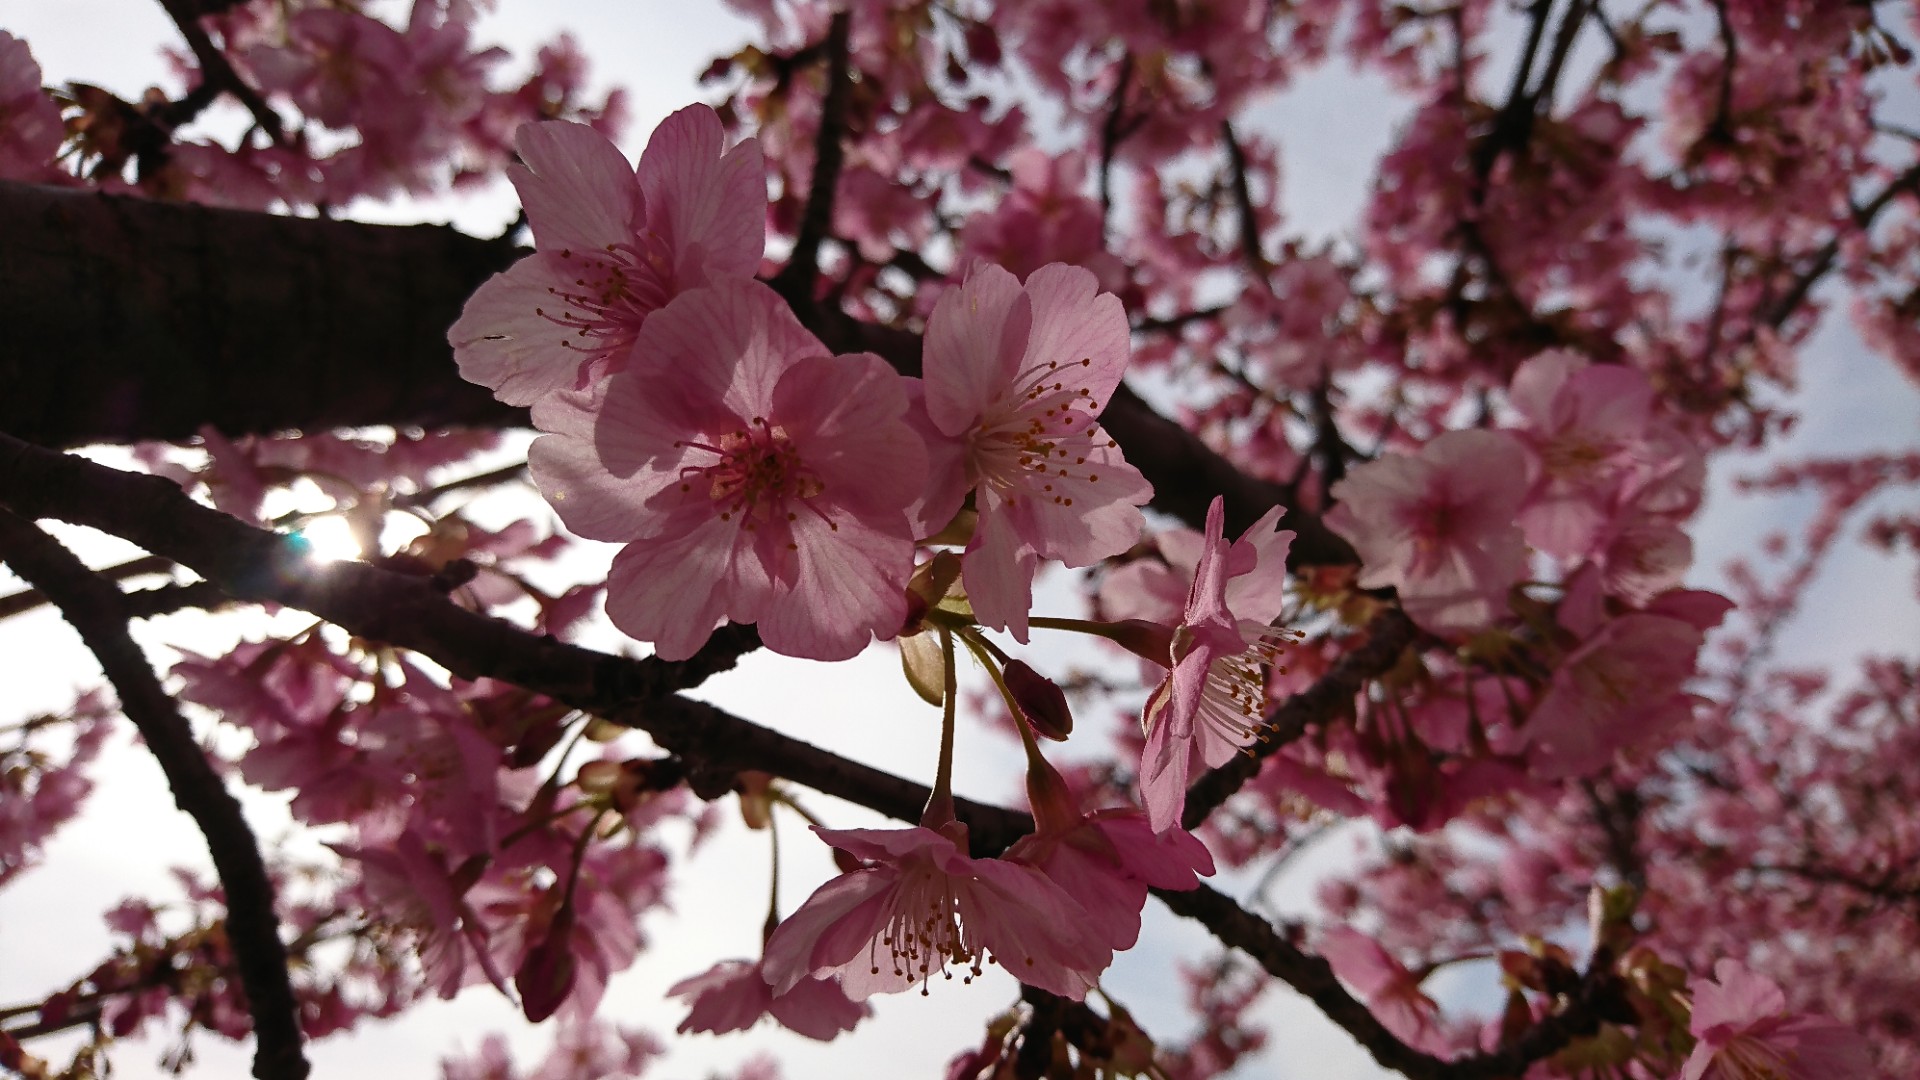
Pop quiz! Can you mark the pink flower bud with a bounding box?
[1004,660,1073,740]
[515,902,577,1023]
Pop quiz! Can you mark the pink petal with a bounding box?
[1138,704,1191,834]
[761,870,895,997]
[923,262,1026,435]
[637,103,767,282]
[511,120,643,256]
[1016,263,1131,411]
[962,495,1038,642]
[603,516,768,661]
[448,256,590,405]
[756,512,914,661]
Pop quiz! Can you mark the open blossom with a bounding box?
[761,823,1111,1001]
[668,958,867,1041]
[1132,496,1295,833]
[1682,959,1871,1079]
[917,262,1153,640]
[529,279,926,661]
[1318,928,1444,1052]
[449,104,765,405]
[1007,762,1214,951]
[1325,429,1530,634]
[1518,586,1731,778]
[1506,350,1657,558]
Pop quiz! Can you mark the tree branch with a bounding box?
[0,182,1357,566]
[0,433,1623,1078]
[157,0,286,144]
[770,10,852,302]
[0,510,307,1080]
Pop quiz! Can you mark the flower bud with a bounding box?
[515,900,577,1023]
[1004,660,1072,741]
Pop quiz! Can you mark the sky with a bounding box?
[1,3,1917,1080]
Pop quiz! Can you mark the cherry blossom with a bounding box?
[918,261,1152,639]
[1130,496,1295,832]
[529,279,926,660]
[1325,429,1531,634]
[450,105,765,405]
[761,823,1111,1000]
[668,958,866,1041]
[1681,959,1871,1080]
[1007,764,1214,951]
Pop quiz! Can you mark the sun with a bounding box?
[289,515,364,563]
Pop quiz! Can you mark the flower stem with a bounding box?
[923,626,959,827]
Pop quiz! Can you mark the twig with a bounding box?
[157,0,286,145]
[1098,55,1136,233]
[0,553,174,620]
[1219,121,1272,277]
[771,10,852,301]
[0,510,307,1080]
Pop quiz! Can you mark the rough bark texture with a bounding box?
[0,179,1355,565]
[0,181,522,447]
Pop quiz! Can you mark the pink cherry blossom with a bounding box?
[1318,927,1444,1052]
[1681,959,1871,1080]
[668,958,867,1041]
[450,105,765,405]
[1325,429,1531,634]
[0,31,62,182]
[918,261,1153,640]
[1518,613,1703,779]
[529,279,926,661]
[1007,807,1214,952]
[1133,496,1295,833]
[761,823,1111,1001]
[1506,350,1657,559]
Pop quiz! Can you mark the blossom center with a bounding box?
[677,419,826,528]
[967,357,1112,509]
[534,234,676,355]
[872,861,985,994]
[1713,1034,1795,1080]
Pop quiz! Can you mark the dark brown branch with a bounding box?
[1153,884,1452,1078]
[1155,884,1622,1080]
[0,182,522,447]
[1759,159,1920,330]
[1471,0,1555,182]
[1219,121,1271,277]
[0,553,174,620]
[0,510,307,1080]
[0,182,1351,564]
[770,10,852,301]
[1528,0,1592,120]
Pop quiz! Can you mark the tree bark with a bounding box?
[0,181,521,447]
[0,180,1355,565]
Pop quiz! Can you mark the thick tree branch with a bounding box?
[0,510,308,1080]
[0,182,522,447]
[0,182,1357,565]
